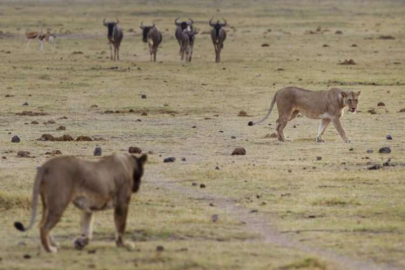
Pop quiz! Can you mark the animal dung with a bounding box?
[386,135,393,140]
[377,102,385,106]
[128,147,142,154]
[316,156,322,161]
[238,110,248,117]
[232,147,246,156]
[56,126,66,131]
[141,94,147,99]
[17,151,30,158]
[379,147,391,154]
[11,135,20,143]
[164,157,176,163]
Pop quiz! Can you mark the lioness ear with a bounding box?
[357,91,361,96]
[341,92,347,98]
[138,154,148,166]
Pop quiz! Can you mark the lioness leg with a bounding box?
[74,212,94,250]
[40,209,64,253]
[114,204,133,249]
[289,110,300,121]
[332,118,351,143]
[316,119,331,142]
[276,118,291,142]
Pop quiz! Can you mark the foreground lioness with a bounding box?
[248,87,361,142]
[14,153,147,253]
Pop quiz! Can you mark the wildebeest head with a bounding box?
[140,22,155,43]
[209,18,227,36]
[103,18,119,37]
[175,17,193,31]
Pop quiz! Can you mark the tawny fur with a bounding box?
[249,87,361,143]
[14,153,147,253]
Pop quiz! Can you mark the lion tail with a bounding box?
[248,92,277,126]
[14,167,44,232]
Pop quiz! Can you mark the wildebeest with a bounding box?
[180,27,198,62]
[175,18,193,52]
[209,18,227,63]
[25,30,56,52]
[103,18,124,61]
[140,22,162,62]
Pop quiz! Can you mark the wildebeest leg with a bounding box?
[74,211,94,250]
[316,119,331,142]
[109,43,113,60]
[189,47,193,62]
[332,118,350,143]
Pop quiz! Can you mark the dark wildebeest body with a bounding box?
[210,18,227,63]
[175,18,193,53]
[140,22,162,62]
[180,28,197,62]
[103,19,123,61]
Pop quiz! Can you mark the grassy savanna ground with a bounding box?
[1,0,405,269]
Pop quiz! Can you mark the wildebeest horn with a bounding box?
[116,18,119,24]
[152,22,155,28]
[209,18,215,26]
[103,18,107,26]
[188,18,194,24]
[221,18,227,27]
[140,21,144,29]
[175,18,181,26]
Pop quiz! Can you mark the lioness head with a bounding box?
[132,154,148,192]
[342,91,361,113]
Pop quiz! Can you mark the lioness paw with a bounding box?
[316,138,325,143]
[74,237,89,250]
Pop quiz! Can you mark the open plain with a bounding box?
[0,0,404,269]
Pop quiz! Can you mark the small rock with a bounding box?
[231,136,236,139]
[200,184,206,188]
[141,95,147,99]
[45,150,62,155]
[261,43,269,47]
[23,254,31,259]
[368,164,381,170]
[56,126,66,131]
[349,148,354,151]
[191,126,196,128]
[335,30,343,34]
[339,59,356,65]
[192,182,197,186]
[383,158,392,167]
[366,149,373,153]
[377,102,385,106]
[141,111,148,116]
[379,147,391,154]
[250,209,258,213]
[316,156,322,161]
[211,215,219,223]
[128,147,142,154]
[181,157,186,162]
[238,110,248,117]
[76,136,92,141]
[399,108,405,113]
[164,157,176,163]
[156,246,164,252]
[232,147,246,156]
[17,151,30,158]
[22,102,29,106]
[11,135,20,143]
[215,166,220,170]
[323,44,329,47]
[31,121,39,125]
[88,250,97,254]
[94,147,102,156]
[45,120,56,125]
[90,104,98,108]
[386,135,393,140]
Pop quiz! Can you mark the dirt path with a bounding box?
[148,169,400,270]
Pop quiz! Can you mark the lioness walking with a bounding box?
[14,153,147,253]
[248,87,361,142]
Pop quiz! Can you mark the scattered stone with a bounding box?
[211,214,219,223]
[386,135,393,140]
[90,104,98,108]
[164,157,176,163]
[200,184,206,188]
[250,209,259,213]
[156,246,164,252]
[231,136,236,139]
[378,35,395,40]
[339,59,356,65]
[128,147,142,154]
[94,147,102,156]
[366,149,373,154]
[261,43,269,47]
[5,94,14,97]
[181,157,186,162]
[192,126,196,128]
[316,156,322,161]
[45,120,56,125]
[31,121,39,125]
[399,108,405,113]
[264,133,278,138]
[377,102,385,106]
[349,148,354,151]
[379,147,391,154]
[238,110,248,117]
[16,111,48,116]
[22,102,29,106]
[11,135,20,143]
[215,166,220,170]
[45,150,62,155]
[232,147,246,156]
[23,254,31,259]
[368,164,381,170]
[368,108,377,114]
[56,126,66,131]
[335,30,343,34]
[192,182,197,186]
[209,203,215,207]
[322,44,329,47]
[141,111,148,116]
[17,151,30,158]
[141,94,147,99]
[351,44,358,47]
[76,136,93,141]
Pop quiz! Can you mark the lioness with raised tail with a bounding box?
[248,87,361,142]
[14,153,147,253]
